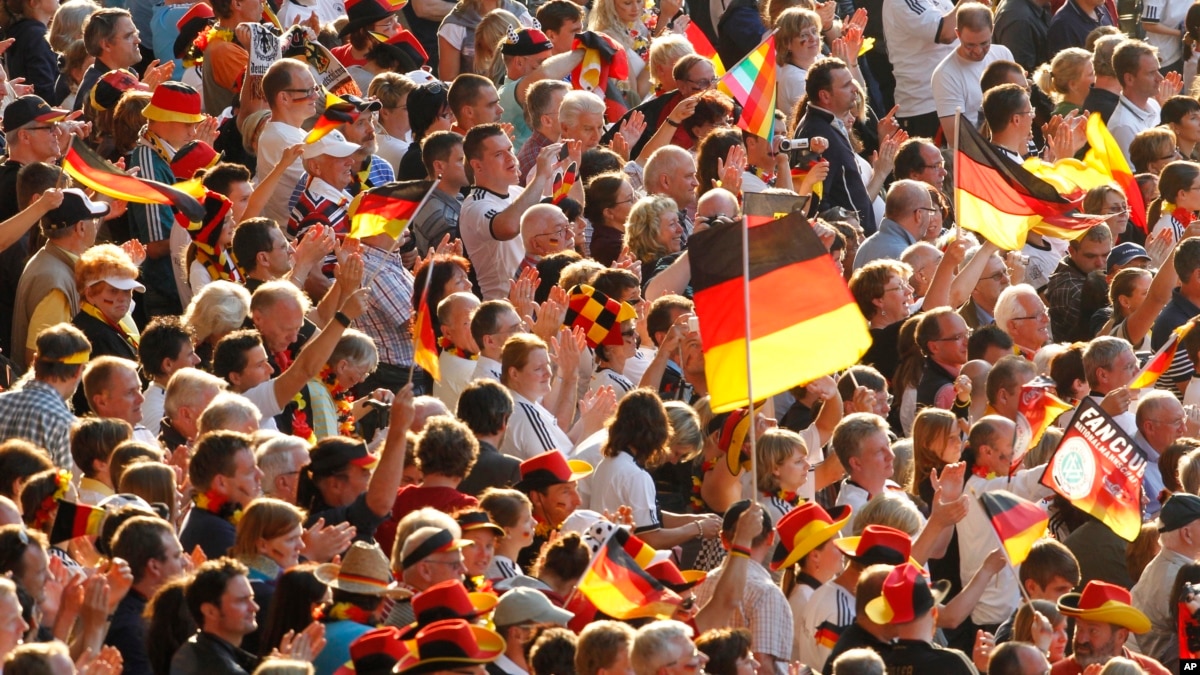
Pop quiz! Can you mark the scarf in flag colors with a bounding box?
[954,112,1108,250]
[978,490,1048,565]
[689,192,870,413]
[1130,322,1193,390]
[1040,399,1146,541]
[718,33,776,141]
[62,138,205,223]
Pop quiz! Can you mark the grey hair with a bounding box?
[994,283,1040,337]
[255,434,310,496]
[559,90,606,129]
[631,621,694,675]
[1081,336,1132,388]
[183,280,251,345]
[197,392,262,435]
[163,368,226,419]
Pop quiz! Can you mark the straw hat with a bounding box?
[314,541,412,597]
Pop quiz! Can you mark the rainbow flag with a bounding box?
[978,490,1048,565]
[1085,112,1147,234]
[63,138,205,223]
[1130,322,1193,390]
[685,21,723,76]
[578,534,681,620]
[718,33,776,141]
[50,500,105,545]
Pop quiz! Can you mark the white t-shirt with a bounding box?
[623,348,653,387]
[141,382,166,433]
[777,64,807,122]
[1108,95,1162,163]
[571,429,606,510]
[460,186,526,300]
[1021,236,1069,291]
[433,352,477,411]
[1143,0,1188,66]
[376,128,410,174]
[256,121,308,231]
[170,223,192,308]
[590,450,660,532]
[931,45,1016,119]
[882,0,957,118]
[243,379,283,431]
[188,260,213,298]
[499,390,574,460]
[473,356,503,382]
[589,368,635,400]
[796,580,855,672]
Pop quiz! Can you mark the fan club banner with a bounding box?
[1040,399,1146,541]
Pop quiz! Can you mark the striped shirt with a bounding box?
[0,379,77,471]
[287,176,351,239]
[499,390,573,460]
[796,580,855,671]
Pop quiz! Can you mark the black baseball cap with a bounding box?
[3,95,68,133]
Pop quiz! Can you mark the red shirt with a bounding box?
[331,43,366,68]
[1050,650,1170,675]
[374,485,477,555]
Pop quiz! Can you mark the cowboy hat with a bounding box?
[314,541,412,598]
[771,503,852,571]
[1057,580,1151,633]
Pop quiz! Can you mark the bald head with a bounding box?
[411,396,452,431]
[697,188,740,223]
[438,292,482,353]
[644,146,698,210]
[884,179,932,222]
[0,495,19,526]
[900,242,942,297]
[521,203,572,256]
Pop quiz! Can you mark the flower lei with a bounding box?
[320,365,357,437]
[971,463,999,481]
[690,457,717,512]
[629,25,650,62]
[33,469,71,531]
[193,487,243,525]
[466,575,495,594]
[438,335,476,360]
[535,520,557,540]
[290,389,316,442]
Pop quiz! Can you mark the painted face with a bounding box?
[261,524,305,568]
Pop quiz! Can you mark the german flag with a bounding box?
[63,138,205,223]
[1012,376,1073,472]
[609,525,658,569]
[578,533,681,620]
[306,91,358,144]
[955,112,1107,251]
[348,180,429,240]
[685,21,723,75]
[551,162,577,205]
[413,288,439,381]
[689,192,871,414]
[50,500,105,545]
[1086,112,1147,234]
[978,490,1048,565]
[1131,322,1192,389]
[814,622,842,649]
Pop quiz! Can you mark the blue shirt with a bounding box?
[851,218,919,271]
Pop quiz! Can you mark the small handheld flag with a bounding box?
[1086,113,1148,234]
[978,490,1048,566]
[63,138,205,223]
[1130,322,1193,390]
[348,180,433,240]
[50,500,106,545]
[718,32,776,141]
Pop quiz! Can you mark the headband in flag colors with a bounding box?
[50,500,105,545]
[306,91,360,144]
[718,33,775,140]
[551,162,577,205]
[689,192,870,413]
[63,138,205,223]
[348,180,430,240]
[978,490,1048,566]
[954,112,1109,250]
[563,284,636,348]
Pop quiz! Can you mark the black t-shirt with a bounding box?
[880,638,978,675]
[822,624,891,675]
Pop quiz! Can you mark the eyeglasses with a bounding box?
[1012,309,1050,321]
[535,227,570,239]
[25,124,60,132]
[915,207,940,215]
[882,283,910,293]
[285,86,320,100]
[621,330,639,342]
[1159,150,1183,161]
[1149,417,1186,428]
[919,162,946,171]
[1015,109,1037,117]
[982,269,1011,282]
[666,649,705,671]
[875,391,895,406]
[932,330,972,342]
[683,77,717,89]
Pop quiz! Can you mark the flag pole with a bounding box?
[953,107,961,232]
[360,177,441,290]
[408,258,437,386]
[742,210,758,499]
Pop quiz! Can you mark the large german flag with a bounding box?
[1086,112,1147,234]
[63,138,205,223]
[689,192,871,414]
[50,500,105,545]
[348,180,430,240]
[978,490,1048,565]
[413,286,439,381]
[578,534,681,620]
[955,113,1107,250]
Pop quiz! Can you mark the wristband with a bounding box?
[729,545,752,559]
[334,311,351,327]
[694,520,704,537]
[666,118,680,127]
